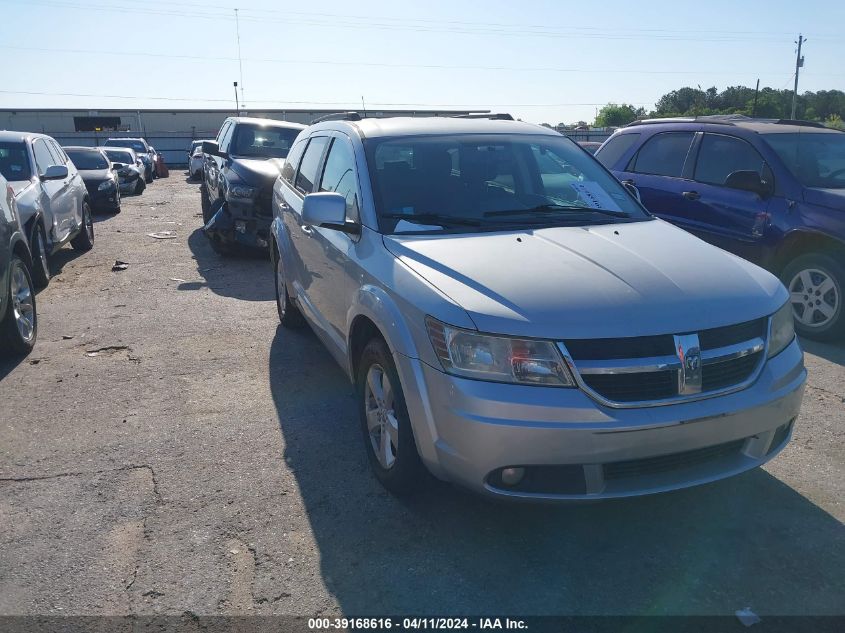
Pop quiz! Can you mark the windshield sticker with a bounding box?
[570,182,623,211]
[393,220,442,233]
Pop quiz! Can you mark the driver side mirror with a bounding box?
[202,140,227,159]
[111,162,126,171]
[302,192,359,235]
[725,170,773,198]
[41,165,68,181]
[623,181,642,202]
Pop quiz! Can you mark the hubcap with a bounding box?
[10,262,35,342]
[789,267,839,328]
[364,364,399,469]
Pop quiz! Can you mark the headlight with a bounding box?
[229,184,258,198]
[97,180,115,191]
[768,301,795,358]
[425,317,575,387]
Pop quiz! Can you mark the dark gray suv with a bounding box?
[1,173,37,355]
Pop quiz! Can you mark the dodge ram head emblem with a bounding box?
[674,334,703,395]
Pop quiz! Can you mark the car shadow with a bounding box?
[268,327,845,615]
[181,228,274,301]
[48,245,88,276]
[799,337,845,367]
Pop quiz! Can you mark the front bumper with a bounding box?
[203,199,271,250]
[395,338,806,500]
[89,188,120,210]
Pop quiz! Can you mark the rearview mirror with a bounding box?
[41,165,68,181]
[725,170,773,197]
[302,192,358,234]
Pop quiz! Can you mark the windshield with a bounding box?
[66,149,108,170]
[365,133,649,234]
[105,139,146,153]
[0,142,32,181]
[231,124,299,158]
[105,150,134,164]
[764,132,845,189]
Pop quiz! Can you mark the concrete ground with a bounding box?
[0,174,842,618]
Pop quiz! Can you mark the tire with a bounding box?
[145,167,153,184]
[30,222,51,288]
[0,255,37,355]
[782,252,845,342]
[273,247,305,328]
[135,178,146,195]
[70,202,94,252]
[356,337,425,495]
[200,182,212,223]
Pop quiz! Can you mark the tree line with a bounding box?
[585,86,845,129]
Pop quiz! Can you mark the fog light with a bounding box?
[500,467,525,486]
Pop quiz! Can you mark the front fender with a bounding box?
[346,284,419,371]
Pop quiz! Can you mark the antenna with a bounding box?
[235,8,245,109]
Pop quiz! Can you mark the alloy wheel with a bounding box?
[789,267,840,328]
[11,261,35,343]
[364,364,399,469]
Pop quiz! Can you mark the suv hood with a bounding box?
[231,158,284,186]
[803,187,845,211]
[384,219,786,340]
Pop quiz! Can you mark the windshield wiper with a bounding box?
[485,204,630,219]
[381,213,483,228]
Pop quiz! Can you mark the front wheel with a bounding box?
[0,255,37,355]
[274,248,305,328]
[135,178,146,195]
[30,222,51,288]
[356,337,425,495]
[783,252,844,341]
[70,202,94,252]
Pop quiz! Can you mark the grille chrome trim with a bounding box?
[558,320,771,409]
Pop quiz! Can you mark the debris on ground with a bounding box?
[86,345,130,357]
[112,260,130,272]
[735,608,761,627]
[169,278,187,283]
[147,231,177,240]
[61,335,74,340]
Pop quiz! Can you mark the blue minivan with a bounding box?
[596,115,845,341]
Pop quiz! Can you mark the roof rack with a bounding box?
[453,113,514,121]
[773,119,829,129]
[627,114,836,130]
[310,111,363,124]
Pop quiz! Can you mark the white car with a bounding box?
[189,144,205,180]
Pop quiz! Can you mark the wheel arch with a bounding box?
[773,230,845,276]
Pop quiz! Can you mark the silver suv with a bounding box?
[270,115,806,501]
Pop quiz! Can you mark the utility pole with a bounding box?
[752,78,760,117]
[235,8,245,109]
[234,81,239,112]
[791,34,805,119]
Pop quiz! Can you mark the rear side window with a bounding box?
[219,123,235,152]
[319,137,360,222]
[281,139,307,184]
[694,134,766,186]
[216,122,231,144]
[295,137,329,194]
[632,132,694,177]
[46,140,67,165]
[595,133,640,169]
[32,139,56,174]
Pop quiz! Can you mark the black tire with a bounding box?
[356,337,425,495]
[70,202,94,252]
[135,178,146,195]
[30,222,51,288]
[781,252,845,342]
[145,167,153,184]
[0,255,37,355]
[273,247,305,328]
[200,182,212,224]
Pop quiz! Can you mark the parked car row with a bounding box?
[0,131,160,355]
[190,112,808,501]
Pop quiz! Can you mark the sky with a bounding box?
[1,0,843,124]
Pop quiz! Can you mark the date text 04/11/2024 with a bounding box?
[307,618,528,630]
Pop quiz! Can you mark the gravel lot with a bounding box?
[1,174,843,617]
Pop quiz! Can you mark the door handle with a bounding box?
[682,190,701,200]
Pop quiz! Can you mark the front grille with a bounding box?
[582,371,676,402]
[702,351,762,391]
[563,317,767,406]
[604,439,746,481]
